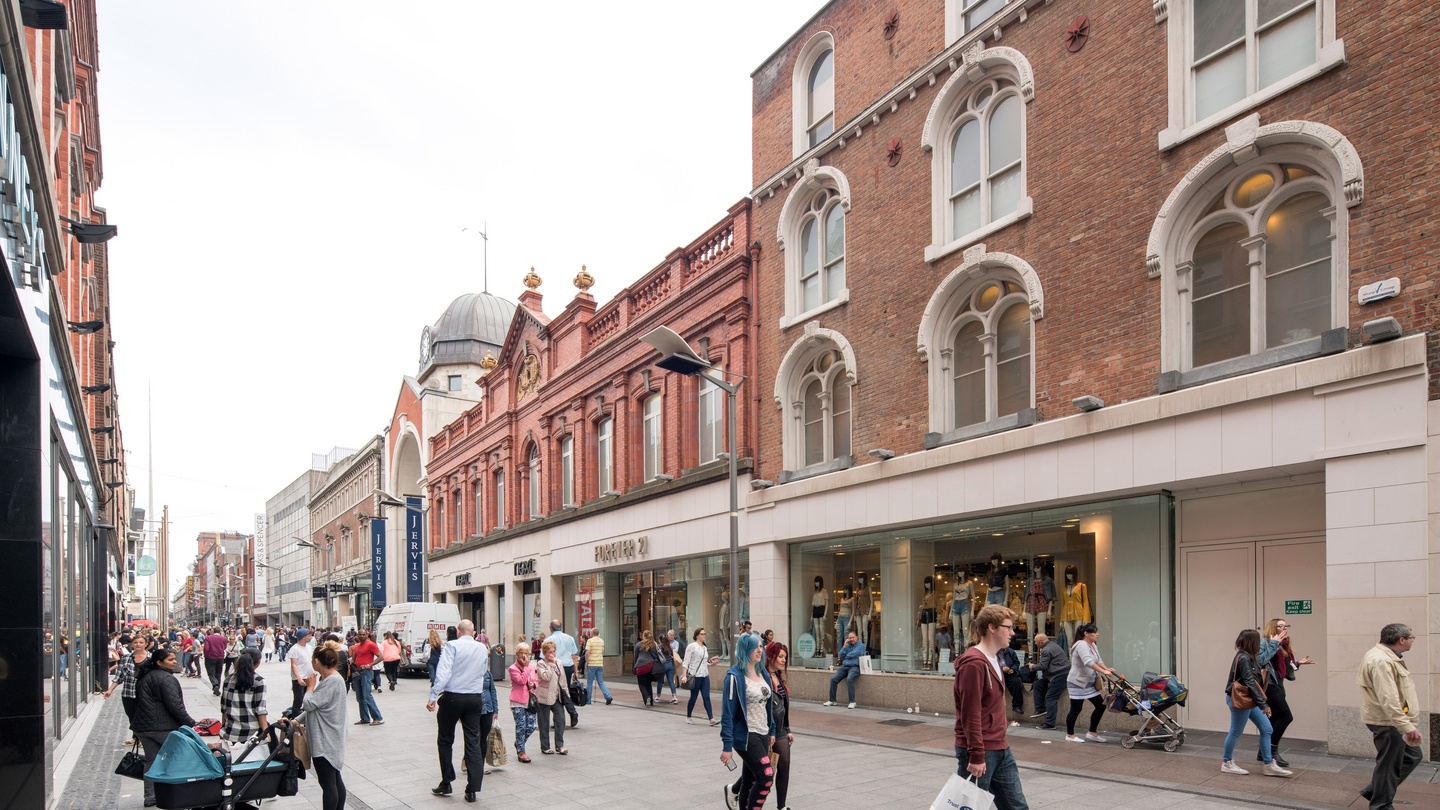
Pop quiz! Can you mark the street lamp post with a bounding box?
[641,326,745,649]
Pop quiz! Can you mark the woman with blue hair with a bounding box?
[719,632,776,810]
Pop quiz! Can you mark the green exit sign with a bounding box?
[1285,600,1312,615]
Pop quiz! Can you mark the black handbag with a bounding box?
[115,740,145,780]
[569,678,589,707]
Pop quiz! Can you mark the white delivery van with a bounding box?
[372,602,462,674]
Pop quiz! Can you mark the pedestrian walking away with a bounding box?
[349,631,385,725]
[507,644,538,763]
[634,630,661,707]
[1358,623,1423,810]
[220,650,269,763]
[583,629,612,705]
[1220,628,1292,777]
[301,644,349,810]
[132,648,199,808]
[533,641,570,756]
[286,629,315,717]
[263,627,276,662]
[720,632,776,810]
[545,619,581,727]
[380,631,403,690]
[953,604,1031,810]
[824,630,864,708]
[428,619,499,803]
[203,625,227,696]
[1257,618,1314,767]
[424,628,446,686]
[1065,623,1117,744]
[683,628,721,725]
[223,628,243,682]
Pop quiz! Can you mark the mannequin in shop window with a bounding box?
[718,586,731,658]
[986,553,1008,605]
[916,576,938,669]
[950,569,974,657]
[1024,561,1056,656]
[810,577,829,655]
[853,574,872,649]
[1060,564,1091,647]
[836,586,854,645]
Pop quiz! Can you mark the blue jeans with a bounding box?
[586,666,612,702]
[1222,695,1272,763]
[686,675,713,719]
[661,663,677,695]
[353,674,383,722]
[829,665,859,703]
[511,706,536,754]
[954,747,1029,810]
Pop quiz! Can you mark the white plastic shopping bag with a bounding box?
[929,772,996,810]
[858,654,874,675]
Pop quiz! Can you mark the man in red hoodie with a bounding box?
[953,604,1030,810]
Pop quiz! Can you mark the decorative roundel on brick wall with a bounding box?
[887,137,903,167]
[883,10,900,40]
[1066,16,1090,53]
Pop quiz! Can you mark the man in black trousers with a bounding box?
[428,620,497,804]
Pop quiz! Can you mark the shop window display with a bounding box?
[789,495,1171,676]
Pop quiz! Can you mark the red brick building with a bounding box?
[426,202,756,667]
[743,0,1439,757]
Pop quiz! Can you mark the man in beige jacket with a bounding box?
[1357,623,1423,810]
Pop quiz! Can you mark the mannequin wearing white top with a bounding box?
[810,576,829,655]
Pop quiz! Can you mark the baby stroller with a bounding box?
[1101,672,1188,752]
[146,711,306,809]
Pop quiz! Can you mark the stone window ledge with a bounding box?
[924,409,1038,450]
[777,455,854,485]
[1158,328,1347,393]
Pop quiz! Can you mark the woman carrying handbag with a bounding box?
[507,644,539,762]
[1220,628,1292,778]
[534,641,569,755]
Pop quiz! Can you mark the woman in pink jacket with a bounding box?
[380,632,404,691]
[507,645,539,763]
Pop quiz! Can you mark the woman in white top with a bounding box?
[1065,623,1117,743]
[263,628,276,662]
[300,644,348,810]
[681,628,721,725]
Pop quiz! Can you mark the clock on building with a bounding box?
[419,326,433,365]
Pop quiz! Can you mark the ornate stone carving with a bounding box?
[517,353,541,399]
[923,46,1035,152]
[1153,0,1168,23]
[573,264,594,292]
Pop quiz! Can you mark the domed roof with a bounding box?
[421,292,517,373]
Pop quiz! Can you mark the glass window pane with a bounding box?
[1233,171,1275,208]
[1265,192,1331,347]
[1192,286,1251,366]
[801,219,820,279]
[1193,0,1245,60]
[826,258,845,301]
[987,96,1022,174]
[952,189,981,240]
[810,115,833,147]
[964,0,1006,32]
[803,380,824,466]
[995,302,1030,363]
[808,50,834,129]
[1259,0,1309,26]
[953,321,986,428]
[832,409,851,459]
[951,120,981,193]
[1194,45,1245,121]
[825,204,845,264]
[831,375,850,416]
[996,355,1030,417]
[954,321,985,374]
[1190,222,1249,300]
[801,275,819,313]
[1258,7,1316,89]
[988,165,1023,222]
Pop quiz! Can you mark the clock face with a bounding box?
[419,326,432,364]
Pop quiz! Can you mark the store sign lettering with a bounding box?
[514,559,536,577]
[594,536,648,564]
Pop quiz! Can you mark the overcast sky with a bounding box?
[98,2,823,590]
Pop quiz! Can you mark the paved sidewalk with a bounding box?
[61,657,1437,809]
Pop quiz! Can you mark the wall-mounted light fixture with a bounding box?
[653,473,675,482]
[83,383,111,395]
[750,479,775,489]
[67,320,105,334]
[867,448,896,460]
[1362,316,1402,343]
[1072,395,1105,412]
[91,425,114,435]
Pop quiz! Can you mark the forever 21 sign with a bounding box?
[594,536,648,564]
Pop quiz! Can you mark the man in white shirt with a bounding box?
[427,620,497,803]
[285,628,314,716]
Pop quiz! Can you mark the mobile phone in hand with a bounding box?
[725,757,738,771]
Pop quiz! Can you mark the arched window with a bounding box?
[642,395,663,482]
[944,79,1024,245]
[526,446,540,520]
[1183,164,1333,368]
[560,436,574,507]
[798,349,851,467]
[596,418,614,494]
[778,162,851,326]
[949,281,1032,429]
[792,33,837,156]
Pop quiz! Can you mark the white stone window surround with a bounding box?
[773,321,858,477]
[792,31,837,159]
[1149,115,1363,377]
[1157,0,1344,151]
[921,43,1036,265]
[946,0,1010,48]
[777,160,852,330]
[917,243,1044,436]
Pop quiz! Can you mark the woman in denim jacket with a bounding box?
[719,633,776,810]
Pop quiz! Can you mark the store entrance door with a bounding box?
[1179,537,1325,738]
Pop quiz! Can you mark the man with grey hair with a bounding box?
[428,619,498,803]
[1357,623,1422,810]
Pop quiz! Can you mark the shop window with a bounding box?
[787,495,1172,677]
[597,418,614,495]
[792,32,836,156]
[560,436,574,507]
[642,394,663,482]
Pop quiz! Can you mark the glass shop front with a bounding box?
[788,495,1173,676]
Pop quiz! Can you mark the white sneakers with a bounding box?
[1085,732,1107,743]
[686,718,694,725]
[847,702,857,709]
[723,783,738,810]
[1065,735,1085,743]
[1222,760,1293,777]
[822,701,836,706]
